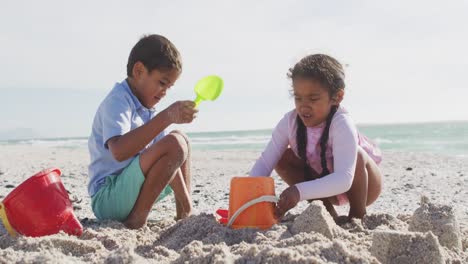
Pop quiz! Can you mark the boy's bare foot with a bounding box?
[175,212,192,221]
[175,204,193,220]
[124,217,146,229]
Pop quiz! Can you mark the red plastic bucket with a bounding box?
[0,168,83,237]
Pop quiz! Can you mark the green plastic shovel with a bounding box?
[194,75,224,107]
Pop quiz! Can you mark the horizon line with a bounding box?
[1,119,467,141]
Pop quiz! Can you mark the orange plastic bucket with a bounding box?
[228,177,278,229]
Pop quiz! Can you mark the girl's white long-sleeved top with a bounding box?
[249,106,362,201]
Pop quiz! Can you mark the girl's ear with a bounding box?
[333,90,345,105]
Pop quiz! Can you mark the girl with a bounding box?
[250,54,383,220]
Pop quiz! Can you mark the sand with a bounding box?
[0,145,467,263]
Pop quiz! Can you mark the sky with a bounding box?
[1,0,467,139]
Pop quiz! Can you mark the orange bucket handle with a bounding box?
[227,195,279,227]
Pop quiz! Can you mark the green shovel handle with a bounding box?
[194,95,203,108]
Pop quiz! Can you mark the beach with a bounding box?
[0,145,467,263]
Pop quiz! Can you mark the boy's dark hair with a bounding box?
[127,34,182,77]
[288,54,345,180]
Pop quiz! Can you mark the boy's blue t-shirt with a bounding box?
[88,79,166,196]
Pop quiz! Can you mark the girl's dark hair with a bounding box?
[127,34,182,77]
[289,54,345,179]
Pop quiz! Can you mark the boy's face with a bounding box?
[131,62,180,109]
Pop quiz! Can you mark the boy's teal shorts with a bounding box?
[91,156,173,221]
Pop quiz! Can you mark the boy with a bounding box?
[88,34,198,229]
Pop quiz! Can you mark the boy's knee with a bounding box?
[166,133,188,162]
[170,130,190,146]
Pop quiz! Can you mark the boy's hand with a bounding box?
[166,101,198,124]
[275,185,300,219]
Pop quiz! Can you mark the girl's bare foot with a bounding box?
[334,215,350,225]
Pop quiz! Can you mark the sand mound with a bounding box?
[362,214,408,231]
[104,246,147,264]
[0,199,467,263]
[409,196,462,250]
[176,241,234,264]
[370,230,443,264]
[290,201,337,239]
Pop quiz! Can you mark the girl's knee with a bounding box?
[356,148,367,168]
[351,149,369,184]
[276,149,297,170]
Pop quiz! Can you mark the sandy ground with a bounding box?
[0,145,467,263]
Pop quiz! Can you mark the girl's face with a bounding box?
[292,78,342,127]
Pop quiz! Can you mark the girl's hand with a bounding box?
[165,101,198,124]
[275,185,300,219]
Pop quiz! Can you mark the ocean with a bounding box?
[1,121,467,157]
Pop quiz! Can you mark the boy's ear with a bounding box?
[333,90,345,105]
[132,62,145,78]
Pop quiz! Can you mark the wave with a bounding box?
[1,138,88,148]
[0,122,466,156]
